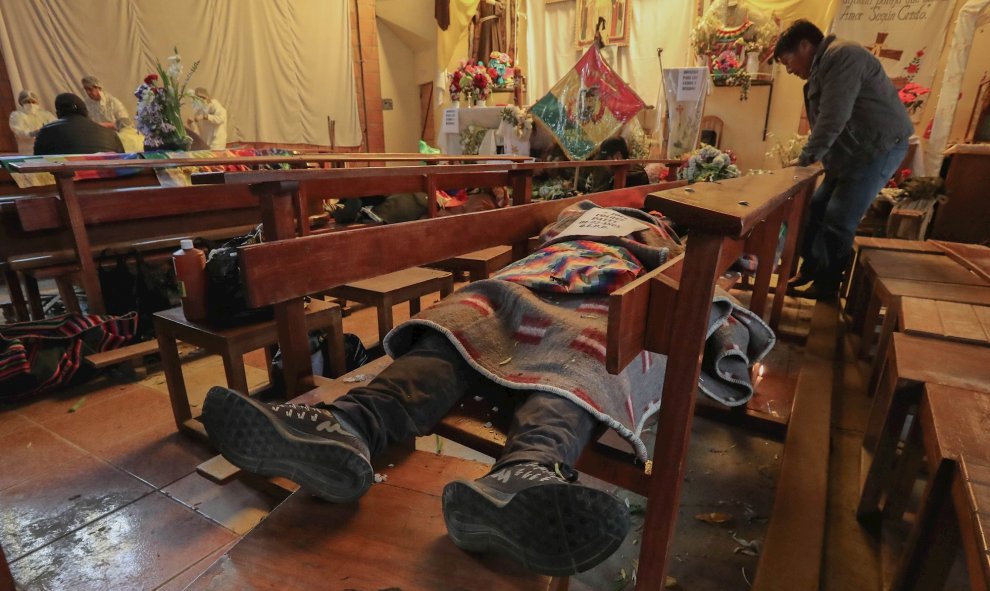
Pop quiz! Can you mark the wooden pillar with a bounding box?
[351,0,385,153]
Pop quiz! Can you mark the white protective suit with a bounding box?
[84,92,129,127]
[8,103,56,154]
[192,98,228,150]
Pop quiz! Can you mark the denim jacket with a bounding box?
[799,35,913,173]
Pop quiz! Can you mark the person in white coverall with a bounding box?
[81,75,129,129]
[188,87,228,150]
[8,90,56,154]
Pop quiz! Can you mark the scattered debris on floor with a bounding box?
[731,532,761,556]
[67,396,87,413]
[373,473,388,483]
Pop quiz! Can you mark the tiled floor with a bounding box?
[1,281,811,590]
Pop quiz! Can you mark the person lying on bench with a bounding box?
[203,201,775,576]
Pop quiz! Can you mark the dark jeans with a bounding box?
[799,141,908,289]
[329,331,598,470]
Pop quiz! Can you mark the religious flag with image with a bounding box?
[530,45,646,161]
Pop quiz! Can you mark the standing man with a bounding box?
[774,20,912,300]
[8,90,56,154]
[187,87,227,150]
[80,75,129,129]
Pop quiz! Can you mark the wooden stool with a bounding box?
[431,245,514,282]
[844,238,942,315]
[868,290,990,392]
[857,333,990,519]
[328,267,454,343]
[184,447,561,591]
[153,298,345,439]
[853,250,987,358]
[889,387,990,590]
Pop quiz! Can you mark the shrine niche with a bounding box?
[691,0,779,100]
[576,0,631,48]
[966,74,990,144]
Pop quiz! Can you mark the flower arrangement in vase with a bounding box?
[449,61,494,107]
[677,144,741,183]
[134,48,199,151]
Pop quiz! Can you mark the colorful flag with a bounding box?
[530,46,646,161]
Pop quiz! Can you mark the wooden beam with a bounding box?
[54,173,105,314]
[752,301,839,590]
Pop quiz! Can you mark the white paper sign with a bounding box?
[440,108,460,135]
[675,68,706,102]
[555,208,651,239]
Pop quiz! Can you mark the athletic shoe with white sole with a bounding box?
[442,461,630,576]
[202,386,373,503]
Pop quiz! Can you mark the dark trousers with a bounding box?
[799,141,908,289]
[330,331,598,470]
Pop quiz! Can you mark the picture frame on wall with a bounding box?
[965,75,990,143]
[546,0,571,4]
[575,0,631,47]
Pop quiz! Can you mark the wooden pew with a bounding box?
[4,155,672,318]
[210,167,820,589]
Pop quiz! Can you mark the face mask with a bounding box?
[21,103,38,114]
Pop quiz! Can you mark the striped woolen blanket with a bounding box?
[385,203,774,461]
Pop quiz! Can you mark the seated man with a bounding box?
[34,93,124,155]
[203,201,774,575]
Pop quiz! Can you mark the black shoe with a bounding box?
[442,462,630,576]
[202,387,373,503]
[788,282,838,302]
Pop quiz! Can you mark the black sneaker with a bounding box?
[442,462,630,576]
[202,387,373,503]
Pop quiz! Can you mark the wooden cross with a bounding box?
[866,32,904,62]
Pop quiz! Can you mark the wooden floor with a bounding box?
[0,279,870,591]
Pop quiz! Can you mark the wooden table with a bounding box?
[153,298,345,439]
[327,267,454,343]
[889,386,990,590]
[844,237,943,315]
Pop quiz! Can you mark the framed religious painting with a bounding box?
[965,74,990,143]
[575,0,632,48]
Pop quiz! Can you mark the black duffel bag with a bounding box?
[205,225,274,327]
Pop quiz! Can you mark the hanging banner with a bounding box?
[663,67,709,159]
[530,45,646,161]
[830,0,955,119]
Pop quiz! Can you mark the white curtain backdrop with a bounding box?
[0,0,361,146]
[523,0,694,108]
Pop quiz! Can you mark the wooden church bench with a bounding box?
[844,236,943,318]
[866,286,990,393]
[327,267,454,344]
[201,167,821,589]
[431,244,515,282]
[853,250,988,358]
[857,333,990,520]
[154,298,346,439]
[889,387,990,590]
